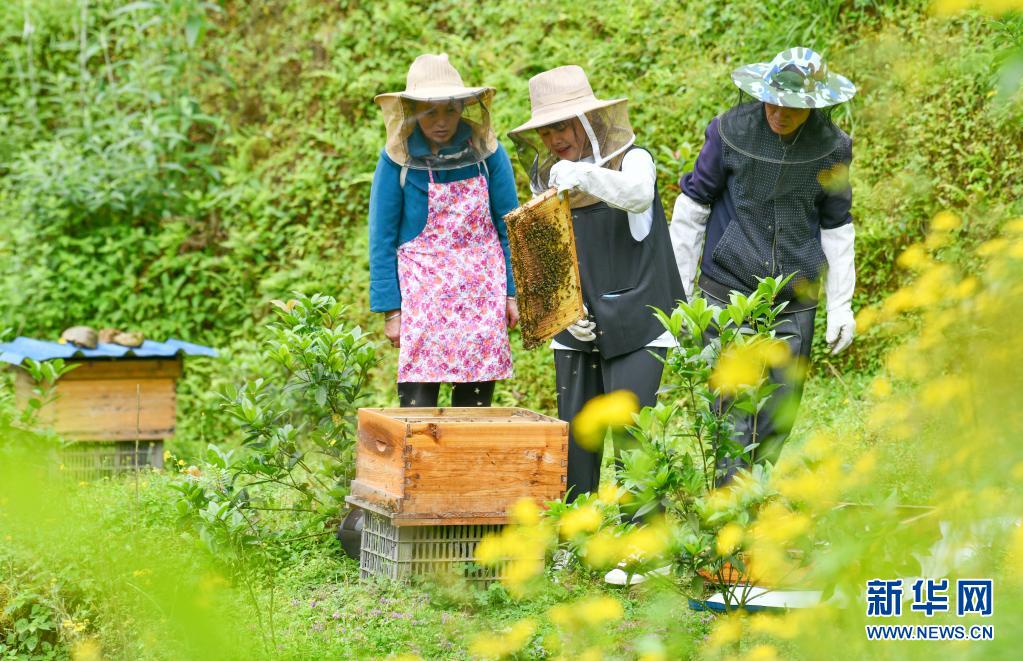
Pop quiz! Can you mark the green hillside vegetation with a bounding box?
[1,1,1022,658]
[1,0,1020,452]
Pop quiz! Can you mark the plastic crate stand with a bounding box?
[359,511,507,584]
[59,440,163,480]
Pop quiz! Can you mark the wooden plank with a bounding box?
[351,409,410,510]
[350,495,519,527]
[401,440,568,517]
[34,378,177,441]
[366,406,559,424]
[59,358,183,381]
[406,421,568,450]
[392,513,512,526]
[348,483,402,513]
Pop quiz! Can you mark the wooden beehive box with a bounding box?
[13,357,182,441]
[347,407,568,526]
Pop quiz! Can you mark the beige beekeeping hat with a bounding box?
[374,54,498,169]
[374,53,494,103]
[509,65,627,135]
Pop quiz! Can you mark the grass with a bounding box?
[2,371,871,660]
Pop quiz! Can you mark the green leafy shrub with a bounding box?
[174,292,376,557]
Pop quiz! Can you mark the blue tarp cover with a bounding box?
[0,337,218,365]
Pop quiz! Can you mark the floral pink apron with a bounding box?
[396,167,513,383]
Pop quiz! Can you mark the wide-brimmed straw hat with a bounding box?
[509,65,627,135]
[374,54,498,169]
[731,47,856,109]
[374,53,493,103]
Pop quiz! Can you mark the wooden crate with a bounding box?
[359,511,509,584]
[347,407,568,526]
[14,358,181,441]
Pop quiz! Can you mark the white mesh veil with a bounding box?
[376,89,498,170]
[509,102,635,204]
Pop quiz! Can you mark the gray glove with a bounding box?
[567,306,597,342]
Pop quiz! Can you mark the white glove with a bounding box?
[669,193,711,299]
[821,224,856,354]
[548,159,593,195]
[567,305,597,342]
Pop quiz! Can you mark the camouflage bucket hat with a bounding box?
[731,47,856,109]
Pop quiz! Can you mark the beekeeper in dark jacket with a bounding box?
[670,47,858,477]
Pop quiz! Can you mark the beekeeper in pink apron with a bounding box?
[369,54,519,407]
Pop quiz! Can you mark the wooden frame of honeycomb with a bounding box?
[504,189,585,349]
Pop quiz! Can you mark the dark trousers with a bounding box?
[555,347,667,503]
[703,292,817,483]
[396,381,496,408]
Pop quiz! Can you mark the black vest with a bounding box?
[553,148,686,358]
[707,106,853,302]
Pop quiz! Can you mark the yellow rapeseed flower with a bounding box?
[1003,217,1023,234]
[711,347,763,394]
[925,231,950,250]
[978,238,1008,257]
[802,432,834,461]
[71,639,102,661]
[881,287,918,318]
[749,612,801,639]
[469,618,537,659]
[849,451,877,486]
[559,504,603,538]
[896,243,930,271]
[711,338,788,395]
[474,534,505,566]
[1007,524,1023,585]
[816,163,850,193]
[855,306,879,332]
[548,603,574,628]
[933,0,1023,17]
[504,558,544,591]
[753,503,811,545]
[869,377,892,398]
[707,614,743,649]
[744,643,780,661]
[577,596,625,625]
[716,522,744,555]
[931,210,962,232]
[510,498,541,526]
[920,375,967,409]
[582,529,624,569]
[572,390,639,451]
[551,596,624,632]
[620,521,670,561]
[597,483,624,505]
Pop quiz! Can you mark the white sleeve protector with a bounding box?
[547,151,654,215]
[669,193,711,299]
[821,223,857,355]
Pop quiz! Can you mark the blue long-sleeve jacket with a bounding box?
[368,123,519,312]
